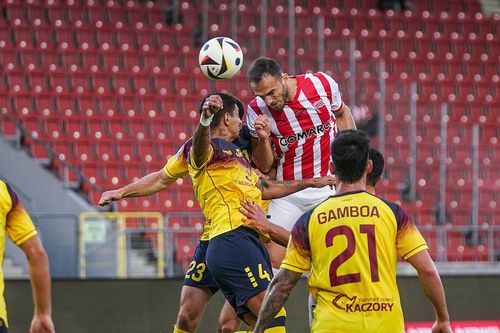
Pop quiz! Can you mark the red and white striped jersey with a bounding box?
[246,72,343,181]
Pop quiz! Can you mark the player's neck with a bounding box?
[366,185,376,195]
[211,127,234,142]
[286,78,297,102]
[335,180,366,195]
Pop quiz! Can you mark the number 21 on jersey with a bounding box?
[326,224,379,287]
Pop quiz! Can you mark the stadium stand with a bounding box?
[0,0,498,266]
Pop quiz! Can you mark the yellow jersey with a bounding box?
[0,180,38,327]
[281,191,428,333]
[187,138,268,240]
[163,139,212,241]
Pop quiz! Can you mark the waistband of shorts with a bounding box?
[234,226,260,238]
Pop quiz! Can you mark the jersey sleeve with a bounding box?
[281,210,313,273]
[317,71,343,112]
[163,144,189,179]
[4,183,37,246]
[393,204,429,260]
[246,103,259,138]
[188,143,215,170]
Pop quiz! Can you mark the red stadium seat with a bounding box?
[1,0,494,240]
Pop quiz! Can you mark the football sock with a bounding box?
[263,307,286,332]
[173,325,191,333]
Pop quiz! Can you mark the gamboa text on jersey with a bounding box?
[278,119,333,147]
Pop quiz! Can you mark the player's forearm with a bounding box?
[191,123,211,168]
[336,103,357,131]
[25,242,52,315]
[267,223,290,247]
[261,179,306,200]
[120,171,174,198]
[252,137,275,173]
[254,269,300,333]
[417,266,450,321]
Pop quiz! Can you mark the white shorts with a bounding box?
[266,185,335,231]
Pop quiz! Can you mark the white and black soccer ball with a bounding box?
[198,37,243,80]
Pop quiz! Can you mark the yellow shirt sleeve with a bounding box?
[4,184,37,245]
[163,144,189,179]
[280,211,313,273]
[394,205,429,260]
[281,237,311,273]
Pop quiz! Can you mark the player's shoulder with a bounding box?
[301,72,338,92]
[0,179,13,196]
[0,179,17,208]
[247,97,263,113]
[367,193,412,228]
[372,194,404,214]
[303,71,335,81]
[211,137,238,150]
[178,138,193,157]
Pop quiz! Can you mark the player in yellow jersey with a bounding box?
[0,180,54,333]
[99,139,241,333]
[253,130,452,333]
[240,147,385,248]
[240,147,386,325]
[99,94,334,332]
[183,93,335,332]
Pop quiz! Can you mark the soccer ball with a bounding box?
[198,37,243,80]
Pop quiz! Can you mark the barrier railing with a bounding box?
[79,212,165,279]
[35,212,497,279]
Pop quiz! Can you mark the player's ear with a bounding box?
[330,161,335,174]
[223,112,231,126]
[366,159,373,174]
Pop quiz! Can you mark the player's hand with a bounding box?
[254,114,271,139]
[30,313,55,333]
[305,175,336,188]
[98,189,123,206]
[240,199,270,234]
[431,320,453,333]
[202,95,223,118]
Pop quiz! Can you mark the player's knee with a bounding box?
[176,305,201,332]
[217,317,240,333]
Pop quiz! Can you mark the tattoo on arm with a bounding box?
[259,178,270,191]
[261,179,306,200]
[191,124,211,167]
[254,269,302,332]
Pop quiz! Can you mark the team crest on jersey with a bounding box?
[313,100,326,112]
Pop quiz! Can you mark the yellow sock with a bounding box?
[173,325,191,333]
[263,307,286,332]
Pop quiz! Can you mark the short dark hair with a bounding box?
[248,57,283,83]
[367,147,384,187]
[330,130,370,183]
[198,93,244,129]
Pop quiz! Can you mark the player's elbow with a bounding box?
[254,160,273,174]
[261,189,274,200]
[25,245,48,263]
[416,262,439,279]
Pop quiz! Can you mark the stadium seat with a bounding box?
[1,0,494,250]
